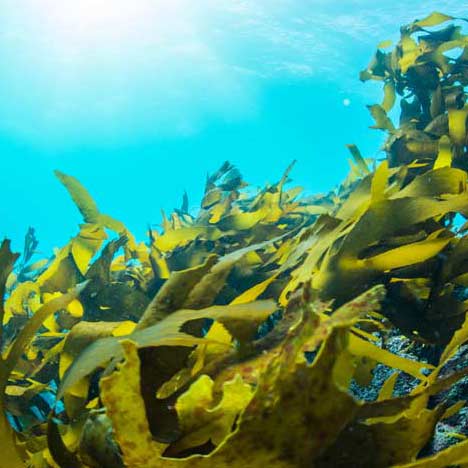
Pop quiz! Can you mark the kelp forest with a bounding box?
[2,11,468,468]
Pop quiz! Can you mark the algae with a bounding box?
[1,10,468,468]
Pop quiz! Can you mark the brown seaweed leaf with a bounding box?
[57,301,276,402]
[95,287,385,467]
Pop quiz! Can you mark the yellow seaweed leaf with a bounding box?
[70,224,107,276]
[136,255,218,329]
[399,35,420,73]
[153,227,222,252]
[377,39,393,49]
[55,171,126,233]
[0,241,26,468]
[346,144,370,175]
[4,281,41,323]
[382,81,396,112]
[433,135,452,169]
[58,300,273,401]
[363,236,451,271]
[413,12,455,28]
[3,282,87,376]
[173,373,254,454]
[362,404,446,466]
[368,104,395,132]
[439,312,468,364]
[230,274,278,305]
[67,299,84,318]
[348,333,433,380]
[378,372,399,401]
[448,107,468,146]
[392,438,468,467]
[54,171,100,224]
[371,160,389,202]
[100,340,167,468]
[392,167,466,199]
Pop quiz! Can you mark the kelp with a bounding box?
[1,10,468,468]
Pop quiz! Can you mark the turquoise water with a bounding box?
[1,0,465,253]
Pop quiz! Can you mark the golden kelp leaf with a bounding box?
[182,255,240,310]
[167,301,277,344]
[448,107,468,145]
[201,188,223,209]
[86,235,127,283]
[321,400,446,467]
[4,281,41,323]
[368,104,395,131]
[67,299,84,318]
[392,439,468,467]
[27,338,65,379]
[382,81,396,112]
[59,300,273,410]
[149,248,170,280]
[57,312,235,403]
[334,175,373,220]
[172,374,254,454]
[196,331,359,467]
[362,404,447,466]
[208,196,232,224]
[433,135,452,169]
[377,372,399,401]
[313,196,465,300]
[284,186,303,202]
[6,379,48,401]
[413,12,454,28]
[346,144,370,175]
[137,255,218,329]
[216,211,263,231]
[100,340,167,468]
[320,367,468,466]
[55,171,126,233]
[3,282,87,377]
[377,39,393,49]
[193,321,233,367]
[398,34,420,73]
[430,87,445,120]
[154,299,356,467]
[392,167,466,199]
[362,236,451,271]
[70,224,107,276]
[348,333,433,380]
[0,257,80,467]
[345,195,467,260]
[36,243,82,293]
[302,286,385,353]
[230,274,278,305]
[0,414,28,468]
[439,312,468,364]
[54,171,100,223]
[112,321,136,336]
[59,320,137,411]
[440,400,466,421]
[352,355,376,386]
[153,226,222,252]
[371,160,389,202]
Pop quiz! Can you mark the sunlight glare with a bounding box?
[40,0,186,48]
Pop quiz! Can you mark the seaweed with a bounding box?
[1,10,468,468]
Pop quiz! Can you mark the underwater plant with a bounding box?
[1,10,468,468]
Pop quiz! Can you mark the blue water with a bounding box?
[1,0,465,254]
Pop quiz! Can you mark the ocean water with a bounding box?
[0,0,466,253]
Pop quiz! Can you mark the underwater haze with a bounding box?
[1,0,466,252]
